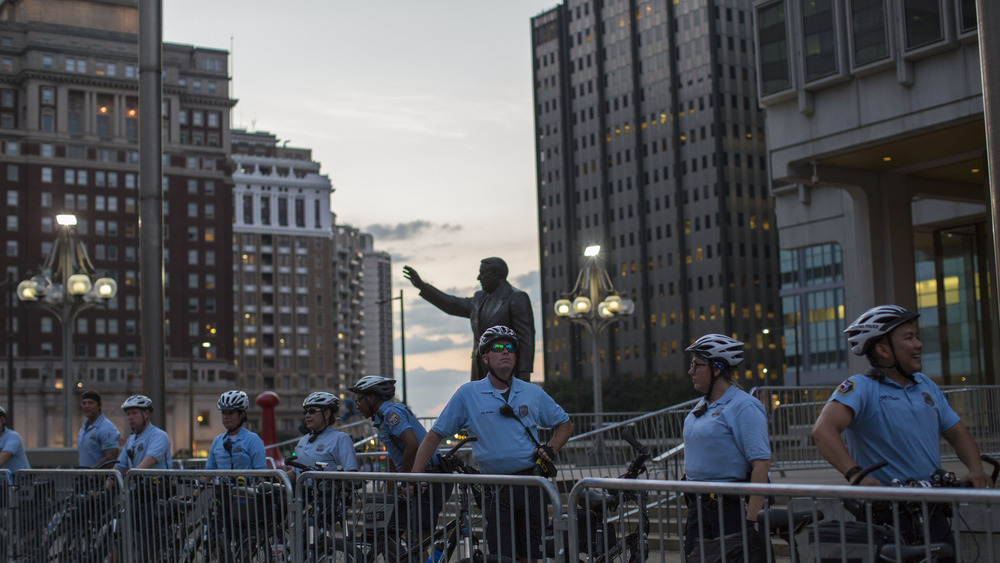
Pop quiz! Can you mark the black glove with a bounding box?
[746,519,768,562]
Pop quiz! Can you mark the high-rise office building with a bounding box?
[333,224,366,387]
[360,233,393,379]
[532,1,783,390]
[0,0,234,447]
[230,129,338,437]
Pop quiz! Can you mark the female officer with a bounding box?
[286,391,358,484]
[682,334,770,562]
[206,390,266,470]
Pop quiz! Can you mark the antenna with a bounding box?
[229,35,235,127]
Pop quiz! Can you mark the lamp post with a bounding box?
[188,339,210,456]
[376,290,406,404]
[3,274,13,427]
[554,245,634,423]
[16,214,118,447]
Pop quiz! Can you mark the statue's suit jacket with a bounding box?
[418,280,535,381]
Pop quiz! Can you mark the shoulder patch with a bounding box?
[921,391,935,407]
[836,379,855,395]
[387,413,400,426]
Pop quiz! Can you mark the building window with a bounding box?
[903,0,942,50]
[40,86,54,105]
[40,110,54,131]
[849,0,889,66]
[260,196,271,225]
[802,0,838,81]
[757,1,791,94]
[780,243,847,377]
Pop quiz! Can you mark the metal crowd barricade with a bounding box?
[8,468,124,562]
[567,478,1000,562]
[121,468,292,561]
[292,469,564,562]
[0,469,9,561]
[558,399,698,483]
[754,385,1000,470]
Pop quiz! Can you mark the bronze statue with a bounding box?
[403,258,534,381]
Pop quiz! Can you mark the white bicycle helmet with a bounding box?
[347,376,396,398]
[303,391,340,410]
[121,394,153,411]
[0,405,5,417]
[684,334,744,368]
[479,325,519,356]
[845,305,920,356]
[218,390,250,411]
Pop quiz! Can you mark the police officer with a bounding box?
[206,390,266,470]
[115,395,172,471]
[812,305,990,544]
[682,334,770,561]
[0,405,30,478]
[411,325,573,563]
[78,390,121,468]
[349,375,453,557]
[286,391,358,484]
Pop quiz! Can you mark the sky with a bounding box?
[164,1,561,416]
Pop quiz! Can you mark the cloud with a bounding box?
[364,221,462,241]
[400,367,470,417]
[405,334,463,355]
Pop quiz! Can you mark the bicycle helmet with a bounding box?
[217,390,250,411]
[845,305,920,356]
[684,334,744,368]
[0,405,5,417]
[479,325,519,356]
[121,395,153,411]
[347,375,396,399]
[303,391,340,410]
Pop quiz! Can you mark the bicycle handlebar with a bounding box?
[620,427,651,479]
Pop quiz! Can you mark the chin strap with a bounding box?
[867,339,913,380]
[308,409,332,443]
[488,370,513,388]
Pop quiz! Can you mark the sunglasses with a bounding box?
[303,408,323,415]
[490,343,516,353]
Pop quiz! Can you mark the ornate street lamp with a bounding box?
[553,245,634,419]
[16,214,118,447]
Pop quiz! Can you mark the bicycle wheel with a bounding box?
[310,537,362,563]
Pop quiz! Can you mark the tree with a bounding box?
[544,372,698,413]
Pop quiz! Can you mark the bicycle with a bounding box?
[552,427,653,563]
[286,456,363,563]
[40,478,121,563]
[763,456,1000,563]
[348,436,513,563]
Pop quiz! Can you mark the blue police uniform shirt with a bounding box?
[293,425,359,473]
[683,385,771,482]
[206,426,267,470]
[78,413,121,467]
[116,423,172,471]
[375,402,442,471]
[0,427,30,477]
[431,376,570,475]
[829,371,960,484]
